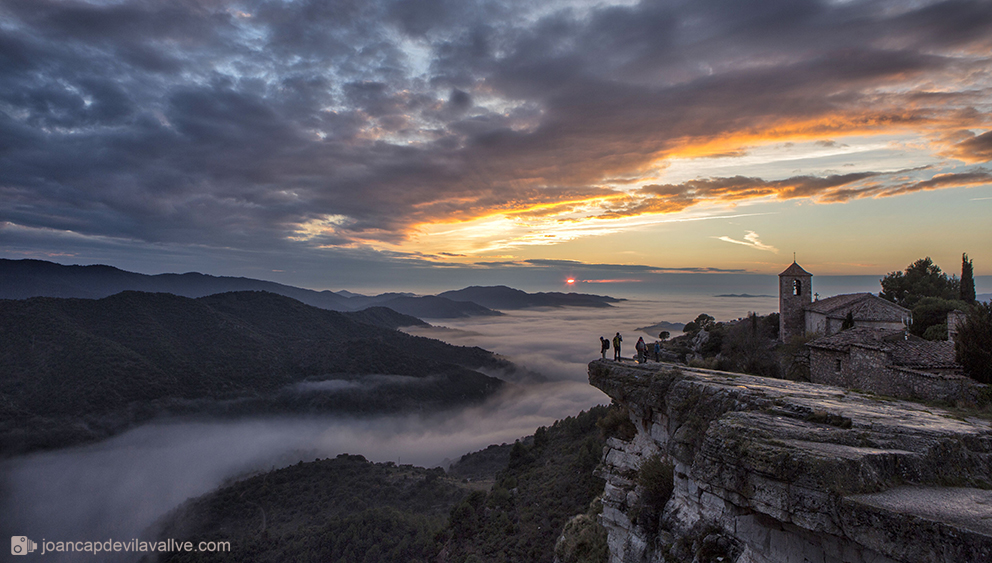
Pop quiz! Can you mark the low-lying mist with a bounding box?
[0,381,604,561]
[407,298,772,381]
[1,295,761,561]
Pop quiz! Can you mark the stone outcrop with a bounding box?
[589,359,992,563]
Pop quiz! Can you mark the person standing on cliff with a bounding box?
[635,337,646,363]
[600,336,610,359]
[613,332,622,361]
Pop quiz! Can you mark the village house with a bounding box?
[778,261,968,401]
[806,327,967,401]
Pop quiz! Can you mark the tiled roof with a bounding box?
[806,327,905,351]
[779,262,812,277]
[805,292,910,321]
[807,327,960,370]
[888,340,958,369]
[805,293,871,314]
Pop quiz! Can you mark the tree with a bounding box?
[923,323,948,341]
[910,296,967,338]
[880,257,960,308]
[955,301,992,384]
[658,331,670,341]
[841,311,855,330]
[693,314,715,330]
[682,314,714,335]
[880,257,966,337]
[961,253,976,304]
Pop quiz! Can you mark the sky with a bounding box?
[2,0,991,292]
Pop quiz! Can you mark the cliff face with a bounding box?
[588,360,992,563]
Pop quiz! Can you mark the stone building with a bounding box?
[778,261,911,342]
[778,262,812,343]
[804,292,911,335]
[806,327,967,402]
[948,309,968,344]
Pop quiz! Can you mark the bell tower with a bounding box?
[779,261,812,342]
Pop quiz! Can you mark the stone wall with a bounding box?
[589,360,992,563]
[809,345,978,403]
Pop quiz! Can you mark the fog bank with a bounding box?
[410,298,775,381]
[0,380,604,562]
[2,296,749,560]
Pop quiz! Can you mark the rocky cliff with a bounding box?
[588,359,992,563]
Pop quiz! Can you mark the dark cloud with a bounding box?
[948,130,992,163]
[0,0,989,267]
[593,172,880,217]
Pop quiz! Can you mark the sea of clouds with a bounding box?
[0,294,781,560]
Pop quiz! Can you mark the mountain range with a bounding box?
[0,259,620,318]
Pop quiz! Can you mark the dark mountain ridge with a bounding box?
[0,259,497,319]
[0,260,620,316]
[0,290,510,455]
[439,285,623,309]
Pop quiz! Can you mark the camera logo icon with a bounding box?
[11,536,37,555]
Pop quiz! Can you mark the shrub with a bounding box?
[596,403,637,441]
[634,455,674,536]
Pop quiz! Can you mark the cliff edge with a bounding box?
[588,359,992,563]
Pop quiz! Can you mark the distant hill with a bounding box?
[0,258,351,307]
[439,285,623,309]
[339,306,429,330]
[635,321,686,335]
[0,259,500,319]
[374,295,502,318]
[0,291,510,455]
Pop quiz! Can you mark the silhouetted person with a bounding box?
[635,337,646,363]
[653,341,661,362]
[600,336,610,359]
[613,332,622,361]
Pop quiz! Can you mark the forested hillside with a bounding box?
[149,406,611,563]
[0,291,510,455]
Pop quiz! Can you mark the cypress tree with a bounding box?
[961,253,976,303]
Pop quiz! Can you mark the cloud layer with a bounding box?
[1,0,990,264]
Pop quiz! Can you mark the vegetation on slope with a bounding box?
[440,406,609,563]
[152,454,464,563]
[0,291,510,455]
[662,312,783,378]
[149,406,613,563]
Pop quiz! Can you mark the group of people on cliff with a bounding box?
[600,333,663,363]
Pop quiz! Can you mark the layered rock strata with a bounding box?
[589,360,992,563]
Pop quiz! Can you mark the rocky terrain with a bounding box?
[588,359,992,563]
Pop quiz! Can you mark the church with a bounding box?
[779,261,970,402]
[777,261,911,342]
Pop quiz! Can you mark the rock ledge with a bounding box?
[588,359,992,563]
